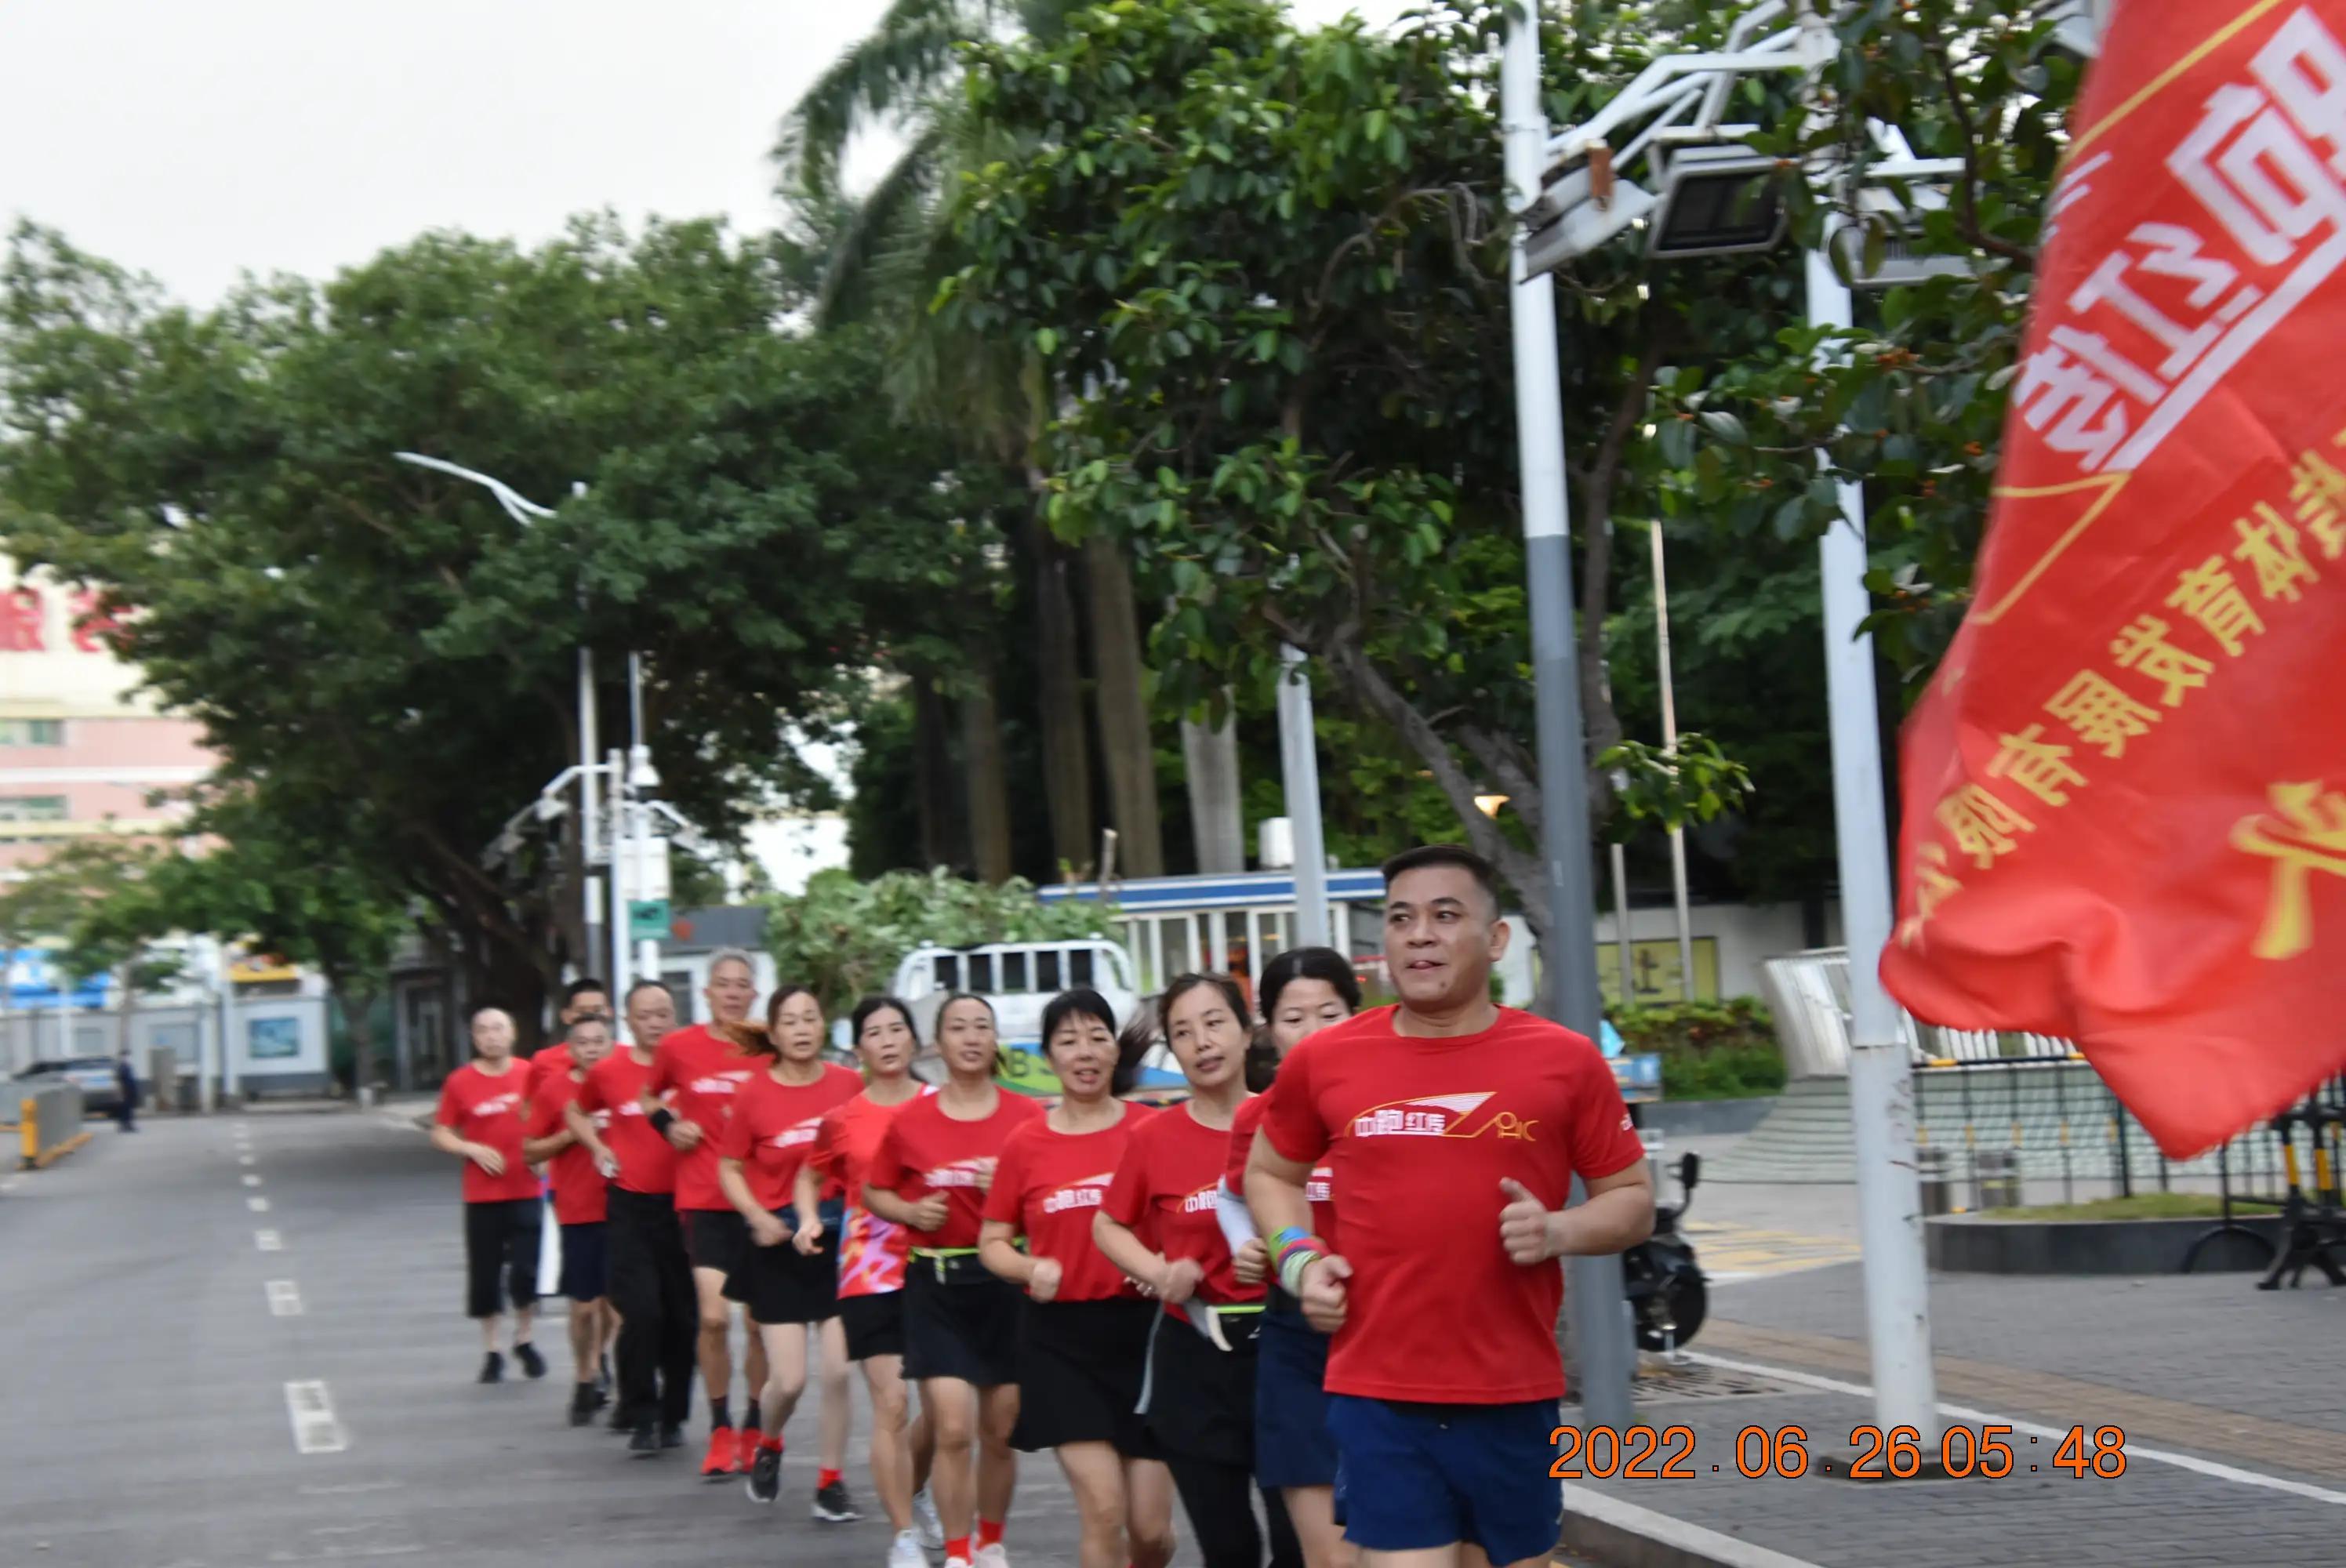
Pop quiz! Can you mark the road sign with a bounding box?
[627,899,670,942]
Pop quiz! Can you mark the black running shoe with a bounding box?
[478,1351,504,1385]
[607,1401,633,1434]
[659,1422,686,1450]
[569,1384,598,1428]
[514,1341,547,1380]
[746,1443,781,1504]
[629,1423,659,1456]
[813,1479,862,1523]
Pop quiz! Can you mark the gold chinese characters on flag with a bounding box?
[1881,1,2346,1156]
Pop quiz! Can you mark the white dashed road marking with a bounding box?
[283,1380,347,1454]
[256,1229,284,1251]
[243,1174,263,1187]
[248,1196,271,1213]
[267,1279,304,1316]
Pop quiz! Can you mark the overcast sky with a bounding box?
[2,0,1407,308]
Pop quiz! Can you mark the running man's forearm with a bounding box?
[522,1127,572,1163]
[1552,1169,1656,1255]
[430,1125,474,1161]
[563,1102,615,1167]
[1244,1128,1316,1240]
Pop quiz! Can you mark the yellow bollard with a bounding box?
[19,1097,35,1170]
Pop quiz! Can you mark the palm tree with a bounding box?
[780,0,1170,881]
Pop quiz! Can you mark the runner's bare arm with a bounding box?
[1091,1210,1195,1301]
[638,1084,702,1149]
[430,1123,499,1174]
[790,1163,826,1254]
[721,1156,789,1247]
[1243,1127,1314,1240]
[1500,1162,1654,1265]
[863,1181,943,1229]
[521,1122,573,1163]
[977,1218,1039,1288]
[563,1101,617,1170]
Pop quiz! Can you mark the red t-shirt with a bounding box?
[1104,1102,1262,1307]
[866,1090,1044,1250]
[1226,1094,1338,1249]
[576,1049,679,1196]
[434,1061,540,1203]
[812,1088,932,1297]
[527,1043,573,1099]
[1259,1006,1646,1404]
[985,1107,1153,1302]
[648,1023,760,1211]
[717,1062,865,1211]
[525,1070,608,1225]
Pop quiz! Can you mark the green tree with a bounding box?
[0,217,976,1029]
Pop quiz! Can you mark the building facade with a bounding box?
[0,561,209,871]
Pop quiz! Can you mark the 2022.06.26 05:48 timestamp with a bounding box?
[1550,1424,2129,1481]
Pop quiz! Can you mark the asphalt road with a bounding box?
[0,1111,1091,1568]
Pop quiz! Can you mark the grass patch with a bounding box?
[1974,1192,2283,1221]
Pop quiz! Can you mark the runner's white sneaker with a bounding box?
[888,1530,928,1568]
[975,1544,1009,1568]
[913,1486,945,1551]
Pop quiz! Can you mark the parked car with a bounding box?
[11,1054,124,1116]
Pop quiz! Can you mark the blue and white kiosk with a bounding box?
[1035,868,1391,1003]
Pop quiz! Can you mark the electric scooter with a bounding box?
[1622,1151,1708,1352]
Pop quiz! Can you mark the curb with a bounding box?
[1560,1490,1822,1568]
[20,1128,93,1171]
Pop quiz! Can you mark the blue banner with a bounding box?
[5,949,113,1010]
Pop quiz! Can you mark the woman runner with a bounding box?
[717,985,865,1519]
[1222,949,1361,1568]
[1095,975,1299,1568]
[978,989,1175,1568]
[801,996,948,1568]
[522,1011,619,1425]
[866,993,1040,1568]
[430,1005,547,1384]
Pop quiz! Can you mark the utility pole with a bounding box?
[1501,0,1636,1431]
[1277,644,1331,950]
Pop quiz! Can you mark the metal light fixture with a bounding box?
[1648,143,1790,257]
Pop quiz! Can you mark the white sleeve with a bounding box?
[1214,1178,1260,1253]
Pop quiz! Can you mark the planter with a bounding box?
[1925,1213,2283,1274]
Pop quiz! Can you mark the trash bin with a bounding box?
[1918,1146,1954,1217]
[1974,1148,2021,1210]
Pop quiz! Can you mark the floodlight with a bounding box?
[1648,144,1789,257]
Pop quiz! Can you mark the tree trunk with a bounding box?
[1181,711,1246,873]
[910,675,960,872]
[336,974,383,1092]
[1020,499,1094,875]
[1083,532,1164,878]
[114,960,137,1058]
[960,661,1015,884]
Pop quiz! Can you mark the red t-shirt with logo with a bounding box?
[527,1043,573,1100]
[1105,1102,1262,1307]
[435,1061,541,1203]
[1226,1094,1337,1249]
[985,1107,1154,1302]
[812,1088,932,1297]
[648,1023,759,1212]
[576,1049,678,1197]
[525,1070,608,1225]
[1259,1005,1645,1405]
[717,1062,866,1211]
[867,1090,1044,1250]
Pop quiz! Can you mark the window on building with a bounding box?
[0,719,64,746]
[0,795,69,821]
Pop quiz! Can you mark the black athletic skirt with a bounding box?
[683,1208,751,1301]
[1014,1298,1160,1456]
[733,1207,841,1326]
[902,1250,1024,1386]
[839,1291,907,1362]
[1142,1302,1264,1463]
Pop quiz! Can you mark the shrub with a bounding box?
[1616,996,1785,1102]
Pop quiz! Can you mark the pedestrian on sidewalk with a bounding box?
[572,979,695,1454]
[524,1011,619,1425]
[1246,845,1654,1568]
[114,1049,140,1132]
[431,1005,547,1385]
[717,985,863,1519]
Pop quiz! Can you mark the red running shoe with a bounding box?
[736,1425,762,1475]
[701,1426,739,1480]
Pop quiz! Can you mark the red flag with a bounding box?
[1881,1,2346,1156]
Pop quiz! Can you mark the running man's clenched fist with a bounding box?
[1298,1254,1351,1334]
[1498,1178,1560,1265]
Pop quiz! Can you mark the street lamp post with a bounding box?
[1501,0,1640,1432]
[1277,644,1331,951]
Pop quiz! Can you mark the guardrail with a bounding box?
[12,1082,90,1170]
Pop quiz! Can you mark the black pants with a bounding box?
[1165,1454,1302,1568]
[463,1198,542,1319]
[607,1187,696,1428]
[114,1101,136,1131]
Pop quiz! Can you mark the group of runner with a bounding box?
[430,844,1657,1568]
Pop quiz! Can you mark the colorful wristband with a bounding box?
[1273,1232,1326,1270]
[1269,1225,1312,1256]
[1278,1248,1323,1298]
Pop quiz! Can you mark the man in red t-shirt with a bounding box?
[524,1011,617,1425]
[527,977,612,1099]
[640,949,768,1478]
[573,978,696,1451]
[432,1006,549,1385]
[1247,845,1652,1568]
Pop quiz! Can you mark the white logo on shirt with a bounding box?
[1351,1092,1494,1138]
[1041,1174,1115,1214]
[690,1069,754,1096]
[1181,1183,1219,1214]
[1305,1167,1333,1204]
[473,1093,521,1120]
[923,1157,994,1189]
[766,1115,825,1151]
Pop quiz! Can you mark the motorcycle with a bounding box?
[1622,1150,1707,1353]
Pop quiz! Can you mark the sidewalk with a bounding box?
[1560,1260,2346,1566]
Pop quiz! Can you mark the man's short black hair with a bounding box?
[1381,844,1503,918]
[562,977,610,1004]
[623,978,674,1006]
